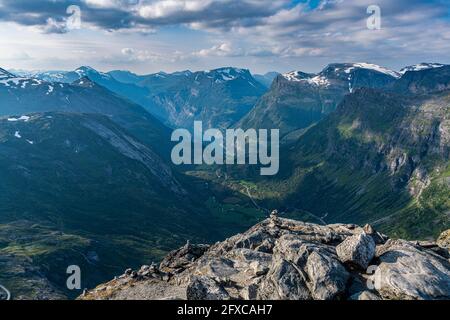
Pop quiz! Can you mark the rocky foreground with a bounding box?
[80,213,450,300]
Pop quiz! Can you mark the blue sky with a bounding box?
[0,0,449,74]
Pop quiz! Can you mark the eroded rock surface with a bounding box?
[437,229,450,249]
[374,240,450,300]
[336,232,376,270]
[80,217,450,300]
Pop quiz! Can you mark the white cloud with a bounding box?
[139,0,213,19]
[1,0,449,73]
[193,43,243,57]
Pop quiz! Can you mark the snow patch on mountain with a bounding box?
[0,69,43,88]
[282,71,330,87]
[0,68,16,79]
[8,115,31,122]
[46,85,54,95]
[75,66,111,80]
[283,62,401,86]
[399,63,446,74]
[345,63,401,78]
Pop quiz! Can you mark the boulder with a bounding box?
[336,232,376,270]
[437,229,450,249]
[374,240,450,300]
[186,276,230,300]
[258,257,311,300]
[160,242,209,273]
[305,251,349,300]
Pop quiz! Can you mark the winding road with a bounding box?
[243,185,270,214]
[242,185,327,225]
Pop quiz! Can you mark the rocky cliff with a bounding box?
[80,213,450,300]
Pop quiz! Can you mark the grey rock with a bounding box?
[241,283,259,300]
[336,232,376,270]
[186,276,230,300]
[124,268,132,276]
[363,224,388,245]
[160,243,210,273]
[305,250,349,300]
[349,291,382,300]
[258,257,311,300]
[80,217,450,301]
[437,229,450,249]
[374,240,450,300]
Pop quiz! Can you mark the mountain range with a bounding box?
[238,63,401,137]
[15,66,268,130]
[1,62,449,299]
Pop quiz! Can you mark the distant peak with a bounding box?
[172,70,192,76]
[325,62,400,78]
[210,67,249,74]
[282,70,314,82]
[72,76,96,87]
[0,67,16,79]
[399,63,446,74]
[76,66,96,72]
[198,67,254,83]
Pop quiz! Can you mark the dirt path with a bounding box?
[243,185,270,214]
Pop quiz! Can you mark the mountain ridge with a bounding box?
[19,66,267,129]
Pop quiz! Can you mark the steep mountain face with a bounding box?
[108,70,144,85]
[399,63,446,74]
[81,216,450,301]
[23,67,153,114]
[392,65,450,94]
[0,112,221,299]
[0,72,171,157]
[238,63,399,136]
[0,68,16,79]
[231,87,449,238]
[27,67,267,130]
[136,67,267,129]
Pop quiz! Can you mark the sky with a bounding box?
[0,0,449,74]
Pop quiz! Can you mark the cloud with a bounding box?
[192,42,325,59]
[0,50,33,61]
[0,0,290,33]
[120,47,183,63]
[41,17,69,34]
[121,47,162,62]
[1,0,449,72]
[213,0,450,64]
[193,42,243,57]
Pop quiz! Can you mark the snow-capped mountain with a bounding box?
[13,66,115,84]
[122,67,268,129]
[239,63,400,135]
[0,67,16,79]
[282,62,400,90]
[393,64,450,94]
[399,63,446,74]
[0,69,171,156]
[0,68,56,92]
[19,66,266,129]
